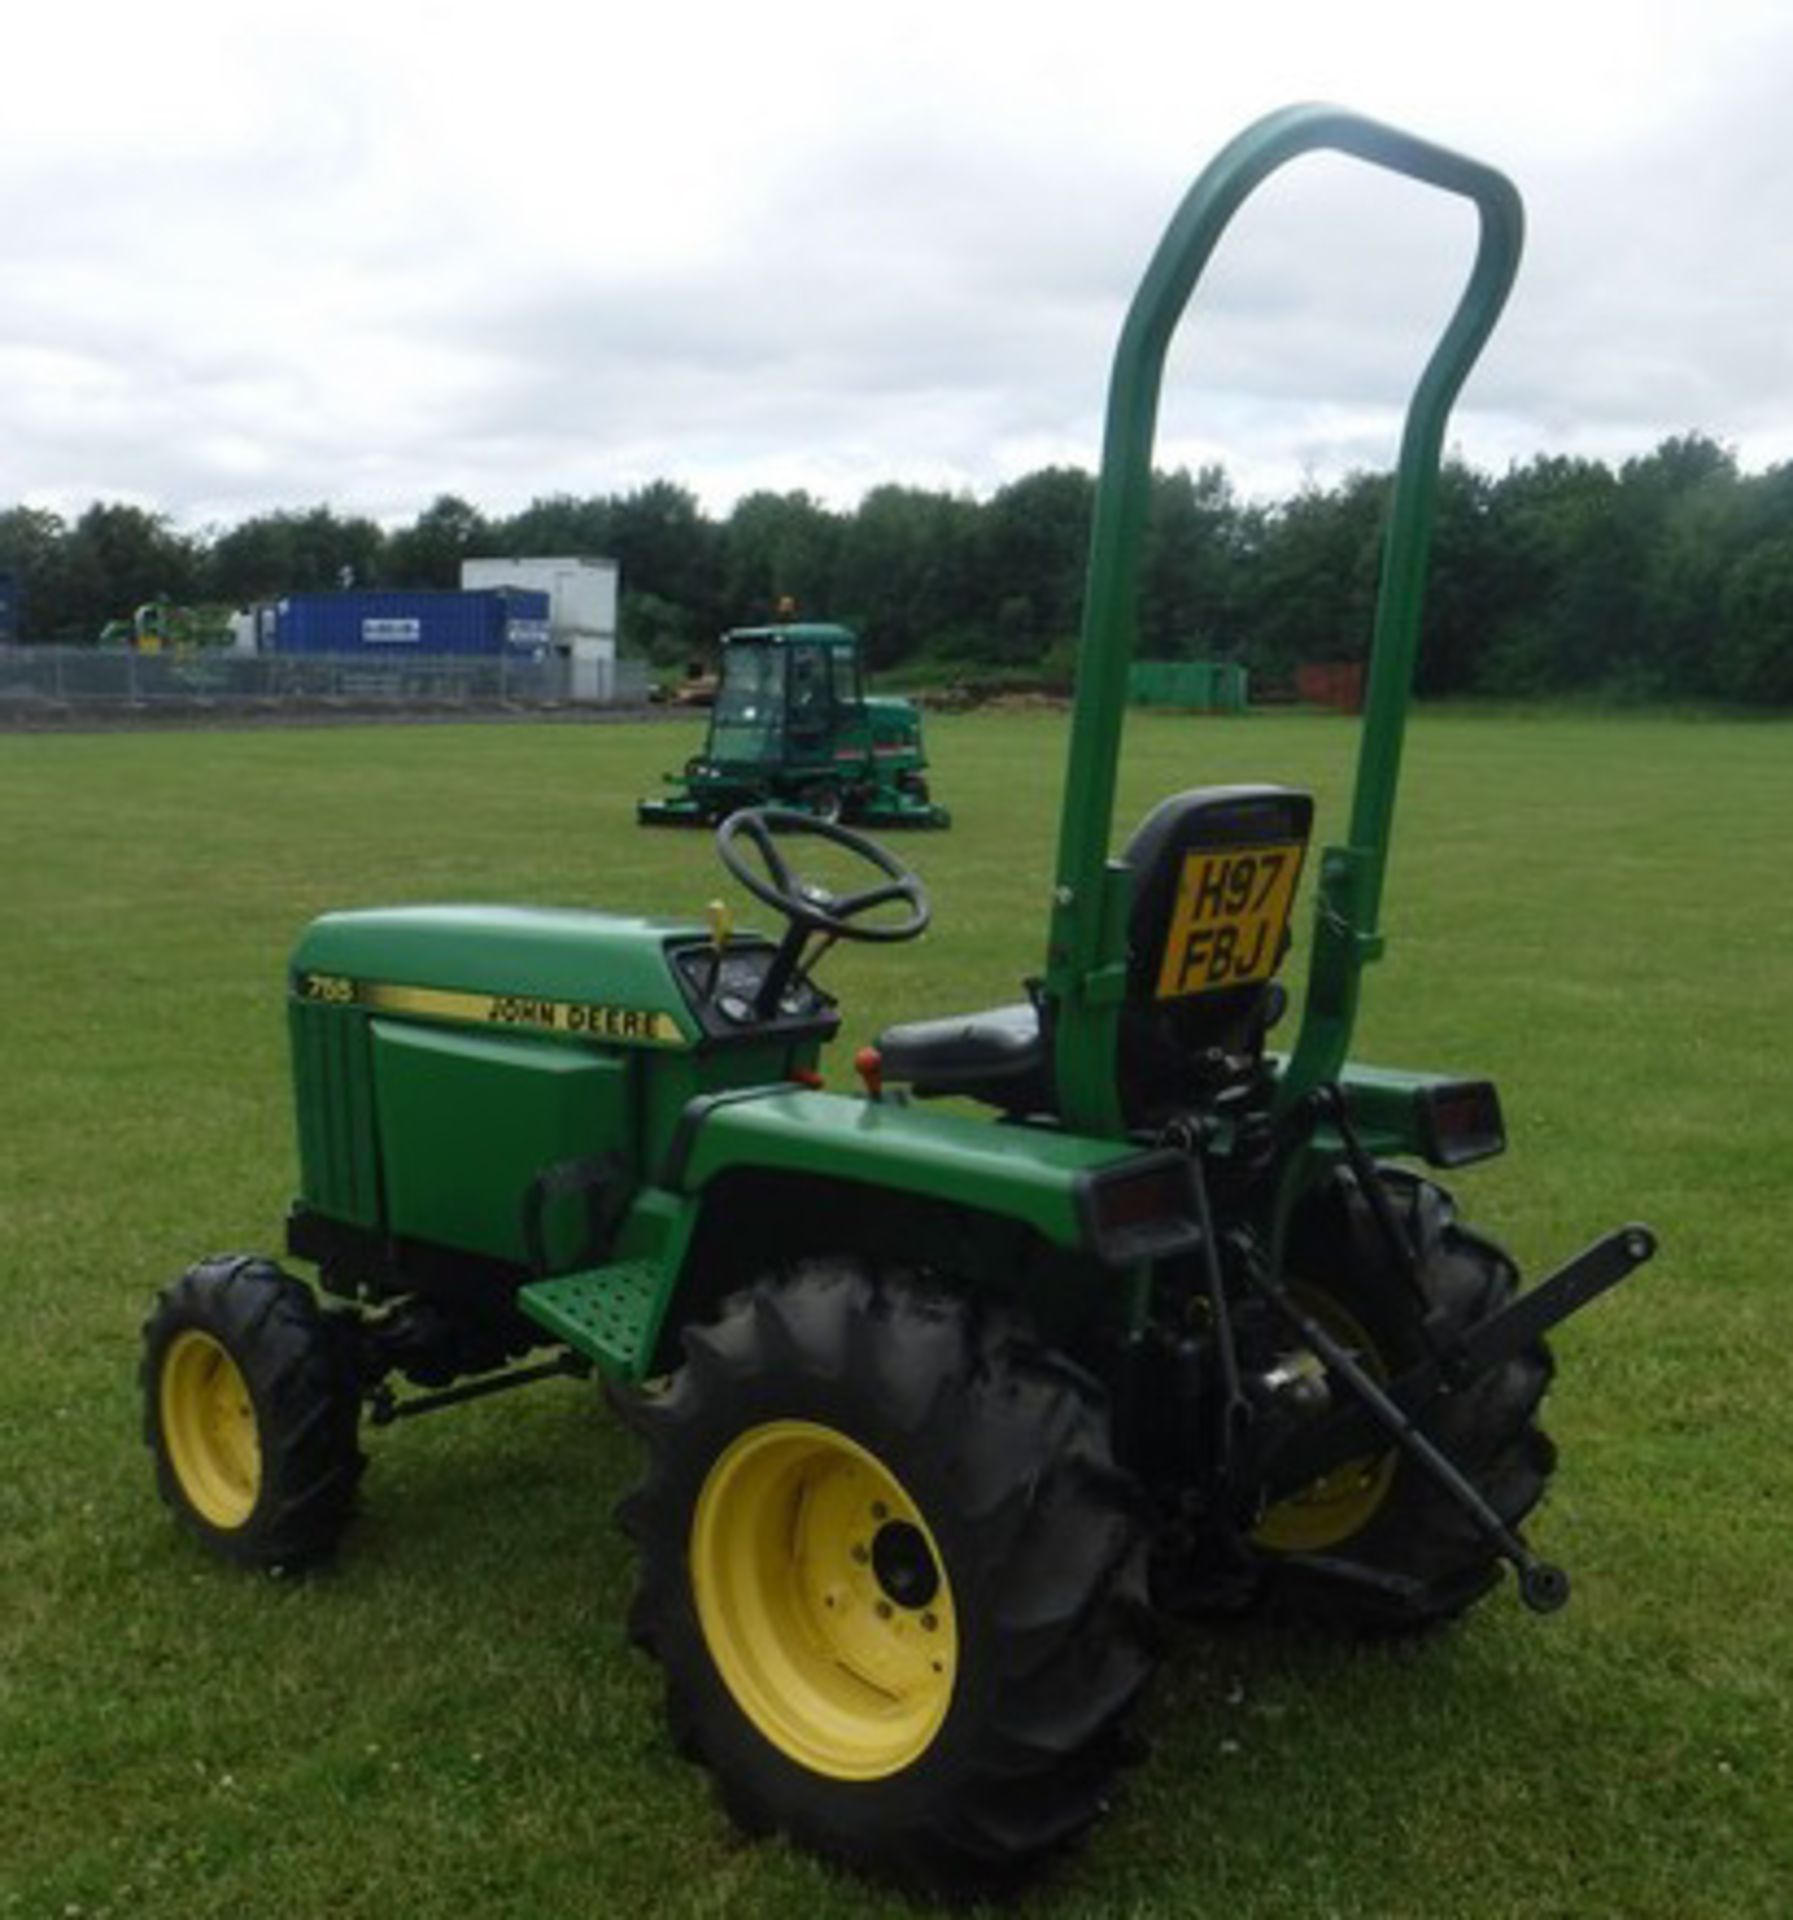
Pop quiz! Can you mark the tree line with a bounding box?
[2,431,1789,702]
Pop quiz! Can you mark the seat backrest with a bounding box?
[1116,784,1314,1118]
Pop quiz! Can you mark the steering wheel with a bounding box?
[715,808,930,1024]
[716,807,930,944]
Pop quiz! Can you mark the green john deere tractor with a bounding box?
[638,621,950,828]
[142,105,1654,1893]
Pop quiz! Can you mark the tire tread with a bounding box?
[618,1258,1155,1892]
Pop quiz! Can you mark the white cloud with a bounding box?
[2,0,1788,524]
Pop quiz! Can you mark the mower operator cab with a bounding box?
[709,630,857,764]
[875,785,1314,1125]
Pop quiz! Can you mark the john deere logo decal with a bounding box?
[295,972,687,1046]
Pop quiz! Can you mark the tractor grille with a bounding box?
[288,1001,382,1228]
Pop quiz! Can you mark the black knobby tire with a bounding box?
[142,1254,365,1571]
[1253,1168,1556,1630]
[615,1261,1158,1893]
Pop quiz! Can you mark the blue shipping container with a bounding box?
[0,569,18,644]
[272,589,552,655]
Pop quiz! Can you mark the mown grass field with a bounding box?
[2,708,1789,1919]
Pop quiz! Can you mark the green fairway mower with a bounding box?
[638,621,950,828]
[143,105,1655,1894]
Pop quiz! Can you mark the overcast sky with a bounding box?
[3,1,1790,529]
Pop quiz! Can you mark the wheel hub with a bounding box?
[690,1420,957,1780]
[871,1519,940,1611]
[1253,1290,1396,1553]
[160,1330,260,1529]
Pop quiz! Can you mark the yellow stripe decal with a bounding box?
[296,971,688,1047]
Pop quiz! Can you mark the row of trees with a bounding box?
[3,432,1789,702]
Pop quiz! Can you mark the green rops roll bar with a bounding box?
[1043,103,1524,1138]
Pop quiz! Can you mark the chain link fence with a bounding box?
[0,647,651,716]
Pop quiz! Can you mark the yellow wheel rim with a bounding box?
[1253,1292,1398,1554]
[690,1420,957,1780]
[160,1330,261,1529]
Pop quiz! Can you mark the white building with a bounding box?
[460,555,620,701]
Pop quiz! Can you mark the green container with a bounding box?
[1127,659,1247,711]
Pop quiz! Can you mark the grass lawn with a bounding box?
[1,708,1789,1918]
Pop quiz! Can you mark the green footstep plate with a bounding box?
[518,1259,664,1379]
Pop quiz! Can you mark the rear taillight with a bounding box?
[1079,1154,1203,1265]
[1417,1079,1506,1167]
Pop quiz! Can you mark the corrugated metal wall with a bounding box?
[1293,661,1366,713]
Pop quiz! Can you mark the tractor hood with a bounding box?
[290,905,708,1048]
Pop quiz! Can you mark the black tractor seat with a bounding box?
[872,784,1315,1123]
[874,1002,1048,1108]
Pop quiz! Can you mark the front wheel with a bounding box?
[617,1262,1157,1893]
[142,1255,364,1570]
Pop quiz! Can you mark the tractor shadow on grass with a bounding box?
[1067,1598,1628,1912]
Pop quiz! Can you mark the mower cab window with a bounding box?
[787,645,830,737]
[710,645,785,758]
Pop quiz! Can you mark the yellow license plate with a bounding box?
[1154,840,1307,999]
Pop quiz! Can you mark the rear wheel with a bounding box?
[142,1255,364,1570]
[1251,1169,1555,1629]
[617,1261,1157,1892]
[805,780,844,824]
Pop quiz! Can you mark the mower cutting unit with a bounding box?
[143,105,1654,1894]
[638,621,949,828]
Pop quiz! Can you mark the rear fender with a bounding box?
[642,1087,1203,1365]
